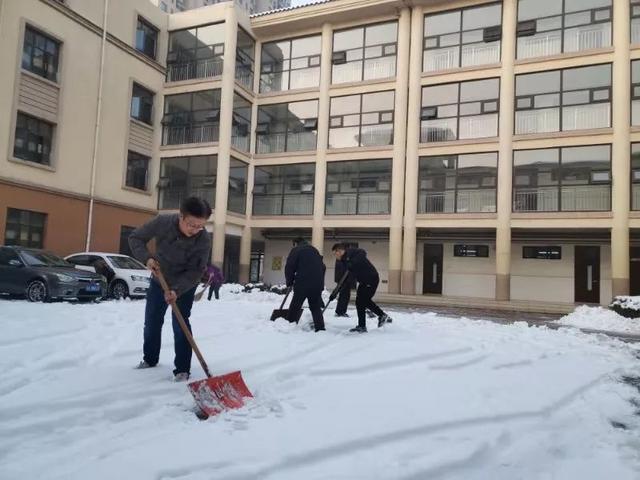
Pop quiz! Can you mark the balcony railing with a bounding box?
[424,47,459,72]
[517,31,562,59]
[421,118,457,142]
[418,189,495,213]
[633,18,640,44]
[332,58,396,84]
[253,194,314,215]
[231,132,250,152]
[633,185,640,210]
[515,108,559,135]
[235,64,253,89]
[562,103,610,131]
[326,193,390,214]
[160,187,215,210]
[359,124,393,147]
[513,185,610,212]
[517,22,610,59]
[459,114,498,139]
[162,122,219,145]
[227,193,246,214]
[256,131,317,154]
[166,58,223,82]
[424,43,500,72]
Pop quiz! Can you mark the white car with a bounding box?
[65,252,151,299]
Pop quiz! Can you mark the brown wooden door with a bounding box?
[423,244,443,294]
[574,246,600,304]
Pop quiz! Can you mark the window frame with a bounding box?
[130,82,154,125]
[166,22,225,82]
[260,34,322,93]
[13,111,54,166]
[135,16,158,60]
[236,27,255,90]
[125,150,151,191]
[4,208,47,249]
[158,155,217,210]
[252,163,316,216]
[22,26,61,82]
[161,89,221,145]
[325,159,392,215]
[255,100,319,154]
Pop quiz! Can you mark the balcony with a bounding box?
[421,118,457,142]
[515,108,559,135]
[332,58,396,84]
[460,42,500,67]
[160,187,215,210]
[633,185,640,210]
[562,103,610,131]
[517,31,562,59]
[235,64,253,89]
[326,192,389,215]
[162,122,219,145]
[255,131,317,154]
[424,43,500,72]
[633,18,640,44]
[359,124,393,147]
[517,22,610,59]
[166,58,223,83]
[513,185,610,212]
[458,114,498,139]
[253,194,314,215]
[418,190,495,214]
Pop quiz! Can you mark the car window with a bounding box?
[107,255,146,270]
[67,255,90,265]
[20,250,72,267]
[0,248,21,266]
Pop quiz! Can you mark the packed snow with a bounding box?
[557,305,640,336]
[611,296,640,311]
[1,286,640,479]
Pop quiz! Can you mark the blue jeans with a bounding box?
[143,279,197,375]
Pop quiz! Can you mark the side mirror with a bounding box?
[8,259,23,267]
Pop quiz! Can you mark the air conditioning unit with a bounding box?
[157,178,170,188]
[332,51,347,65]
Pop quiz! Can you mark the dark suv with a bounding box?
[0,246,106,302]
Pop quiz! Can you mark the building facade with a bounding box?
[2,0,640,306]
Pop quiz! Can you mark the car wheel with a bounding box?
[26,280,49,303]
[110,280,129,300]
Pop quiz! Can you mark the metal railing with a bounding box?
[166,58,223,82]
[517,22,609,59]
[159,187,215,210]
[633,18,640,44]
[162,123,219,145]
[460,42,500,67]
[421,118,457,142]
[418,190,495,213]
[253,194,313,215]
[231,134,250,152]
[515,108,559,135]
[332,58,396,84]
[255,131,317,154]
[359,124,393,146]
[325,193,390,215]
[513,185,610,212]
[458,114,498,139]
[633,185,640,210]
[235,64,253,89]
[562,103,610,131]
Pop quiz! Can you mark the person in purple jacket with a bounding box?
[202,263,224,300]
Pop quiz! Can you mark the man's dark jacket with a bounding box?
[285,242,325,290]
[343,247,378,286]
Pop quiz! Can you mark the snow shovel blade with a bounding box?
[270,308,289,321]
[188,370,253,417]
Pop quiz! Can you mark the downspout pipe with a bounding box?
[85,0,109,251]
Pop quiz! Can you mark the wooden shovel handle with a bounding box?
[154,268,212,378]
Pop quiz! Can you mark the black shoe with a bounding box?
[335,313,349,317]
[349,325,367,333]
[378,314,392,328]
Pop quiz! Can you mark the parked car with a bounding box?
[0,246,106,302]
[65,252,151,299]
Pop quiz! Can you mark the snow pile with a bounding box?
[0,298,639,479]
[557,305,640,335]
[611,296,640,311]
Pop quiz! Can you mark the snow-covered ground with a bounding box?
[557,305,640,336]
[1,287,640,479]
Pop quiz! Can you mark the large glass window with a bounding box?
[423,3,502,72]
[256,100,318,154]
[633,1,640,44]
[325,160,391,215]
[513,145,611,212]
[418,153,497,213]
[253,163,315,215]
[515,64,611,135]
[158,155,217,210]
[162,90,220,145]
[632,60,640,125]
[131,83,154,125]
[14,112,54,165]
[517,0,611,59]
[136,17,158,60]
[232,93,251,152]
[167,23,225,82]
[22,26,60,82]
[4,208,46,248]
[632,143,640,210]
[260,35,321,93]
[236,28,255,89]
[228,158,248,214]
[329,91,394,148]
[126,151,150,191]
[421,78,499,142]
[332,22,397,84]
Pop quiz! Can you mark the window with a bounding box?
[418,153,497,213]
[454,245,489,257]
[131,83,154,125]
[632,60,640,125]
[158,155,217,209]
[332,22,397,84]
[256,100,318,154]
[136,17,158,60]
[522,246,562,259]
[160,2,168,12]
[253,163,315,215]
[423,3,502,72]
[631,143,640,210]
[515,64,611,135]
[22,27,60,82]
[232,93,251,152]
[421,78,499,142]
[328,91,394,149]
[4,208,46,248]
[325,160,391,215]
[260,35,321,93]
[167,23,225,82]
[14,112,54,165]
[119,226,135,256]
[126,151,150,191]
[517,0,611,59]
[513,145,611,212]
[0,247,23,267]
[162,90,221,145]
[228,158,248,214]
[633,1,640,44]
[236,28,255,89]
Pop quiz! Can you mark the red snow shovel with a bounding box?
[155,269,253,418]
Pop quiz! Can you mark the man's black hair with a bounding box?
[180,197,212,219]
[331,242,346,252]
[292,236,307,246]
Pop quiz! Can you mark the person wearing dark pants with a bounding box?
[284,237,326,332]
[334,251,356,316]
[129,197,212,381]
[332,243,391,333]
[143,280,197,375]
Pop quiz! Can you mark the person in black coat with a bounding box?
[332,243,391,333]
[284,237,326,332]
[333,246,357,317]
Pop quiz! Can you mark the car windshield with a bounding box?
[107,256,146,270]
[20,250,72,267]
